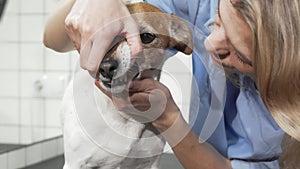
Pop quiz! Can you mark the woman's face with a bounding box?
[205,0,253,74]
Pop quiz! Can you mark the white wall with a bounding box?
[0,0,77,144]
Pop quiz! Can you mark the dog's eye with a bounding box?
[140,33,156,44]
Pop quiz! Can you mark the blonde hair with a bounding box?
[279,135,300,169]
[231,0,300,141]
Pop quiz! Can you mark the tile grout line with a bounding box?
[18,1,27,168]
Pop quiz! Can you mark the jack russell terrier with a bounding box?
[61,2,193,169]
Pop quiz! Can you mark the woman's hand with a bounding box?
[128,79,181,130]
[95,78,181,132]
[65,0,142,77]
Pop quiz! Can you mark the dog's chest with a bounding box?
[63,82,156,168]
[94,85,146,132]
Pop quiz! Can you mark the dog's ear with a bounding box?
[168,14,193,55]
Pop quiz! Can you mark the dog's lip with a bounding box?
[99,74,112,88]
[100,71,140,90]
[102,81,112,88]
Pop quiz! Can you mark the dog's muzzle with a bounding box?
[99,60,140,90]
[96,31,163,94]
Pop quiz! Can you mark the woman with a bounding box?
[205,0,300,141]
[204,0,300,167]
[124,0,300,168]
[206,0,300,168]
[43,0,300,168]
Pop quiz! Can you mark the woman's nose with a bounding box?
[204,26,228,52]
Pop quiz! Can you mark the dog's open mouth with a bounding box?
[99,61,141,94]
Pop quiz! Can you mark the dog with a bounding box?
[61,2,193,169]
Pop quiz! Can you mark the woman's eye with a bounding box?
[235,51,253,66]
[140,33,156,44]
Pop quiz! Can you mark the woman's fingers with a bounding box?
[65,0,142,78]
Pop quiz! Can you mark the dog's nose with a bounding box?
[99,60,118,79]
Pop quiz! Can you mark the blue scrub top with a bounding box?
[144,0,284,168]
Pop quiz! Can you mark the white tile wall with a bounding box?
[31,127,45,143]
[20,126,61,145]
[20,126,33,144]
[20,98,44,126]
[0,43,19,70]
[0,136,63,169]
[0,98,19,125]
[39,72,70,98]
[20,71,44,98]
[26,143,42,166]
[3,0,18,15]
[0,71,19,97]
[0,126,19,143]
[21,72,68,98]
[20,43,44,70]
[0,1,71,167]
[41,138,58,160]
[45,127,63,139]
[20,0,44,14]
[45,0,60,14]
[0,153,8,169]
[45,48,70,71]
[20,15,44,42]
[7,148,25,169]
[0,0,73,146]
[57,136,64,155]
[0,15,18,42]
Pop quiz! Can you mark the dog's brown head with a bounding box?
[97,2,193,94]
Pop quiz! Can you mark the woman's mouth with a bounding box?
[210,52,222,65]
